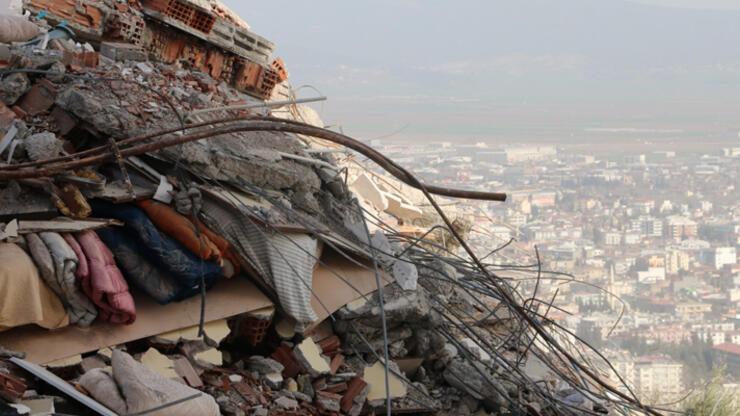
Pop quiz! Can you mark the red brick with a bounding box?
[318,336,340,356]
[11,105,27,119]
[315,390,342,413]
[234,61,263,91]
[340,377,368,414]
[50,107,77,136]
[16,79,58,116]
[323,382,347,394]
[62,50,99,70]
[0,372,27,401]
[0,102,16,131]
[329,354,344,376]
[272,57,289,82]
[270,345,304,379]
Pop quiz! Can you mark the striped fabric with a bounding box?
[200,196,319,324]
[267,233,318,324]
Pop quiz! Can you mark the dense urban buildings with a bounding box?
[373,140,740,406]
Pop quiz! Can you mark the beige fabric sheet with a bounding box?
[0,243,69,332]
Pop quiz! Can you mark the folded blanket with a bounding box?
[26,233,63,298]
[138,200,222,263]
[92,201,222,291]
[64,231,136,324]
[38,232,97,326]
[96,228,186,304]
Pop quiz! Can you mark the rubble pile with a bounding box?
[0,2,666,416]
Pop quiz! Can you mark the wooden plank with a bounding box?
[17,218,123,233]
[308,247,394,331]
[0,278,273,364]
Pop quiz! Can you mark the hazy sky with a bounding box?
[5,0,738,141]
[221,0,740,142]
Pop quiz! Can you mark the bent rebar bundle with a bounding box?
[0,117,663,415]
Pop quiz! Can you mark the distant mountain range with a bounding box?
[233,0,740,141]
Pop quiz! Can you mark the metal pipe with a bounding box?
[1,119,508,202]
[188,96,327,117]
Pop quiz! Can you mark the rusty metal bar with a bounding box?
[0,119,507,202]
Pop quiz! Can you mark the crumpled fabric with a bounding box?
[96,228,185,304]
[200,196,270,280]
[80,350,219,416]
[92,200,222,292]
[194,218,241,278]
[0,15,40,43]
[174,187,202,216]
[0,243,69,332]
[25,233,63,297]
[38,232,97,326]
[200,195,319,324]
[64,231,136,325]
[137,199,222,263]
[267,233,319,324]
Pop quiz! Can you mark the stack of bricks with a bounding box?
[142,0,216,34]
[106,3,146,46]
[258,67,280,100]
[272,58,289,82]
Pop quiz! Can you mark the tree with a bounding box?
[684,368,739,416]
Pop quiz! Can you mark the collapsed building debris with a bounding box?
[0,2,669,416]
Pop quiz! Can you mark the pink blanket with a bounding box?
[63,231,136,324]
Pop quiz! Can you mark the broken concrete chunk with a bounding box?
[245,356,284,375]
[18,398,54,415]
[55,86,136,138]
[251,406,268,416]
[370,230,396,264]
[352,173,388,211]
[364,360,407,402]
[297,373,315,399]
[16,79,58,116]
[23,132,62,161]
[459,338,492,364]
[195,348,223,366]
[393,259,419,291]
[49,106,77,136]
[263,372,283,390]
[100,42,148,62]
[136,62,154,75]
[293,338,331,376]
[443,358,502,409]
[384,192,423,221]
[0,44,10,63]
[0,73,31,105]
[139,348,178,379]
[315,391,342,413]
[274,396,298,410]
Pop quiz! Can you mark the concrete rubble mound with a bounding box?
[0,2,662,416]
